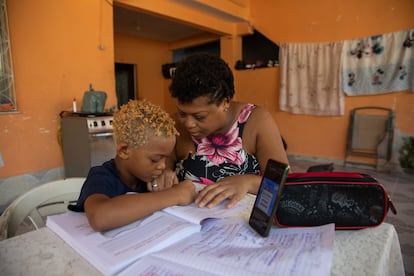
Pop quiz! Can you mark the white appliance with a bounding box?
[61,112,115,178]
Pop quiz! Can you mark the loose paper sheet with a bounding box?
[120,219,335,276]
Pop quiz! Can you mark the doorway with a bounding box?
[115,63,136,108]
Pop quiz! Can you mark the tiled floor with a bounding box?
[288,155,414,276]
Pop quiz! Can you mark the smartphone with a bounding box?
[249,159,290,237]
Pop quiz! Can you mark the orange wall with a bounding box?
[114,33,171,108]
[0,0,116,178]
[1,0,413,179]
[240,0,414,159]
[235,69,414,160]
[251,0,414,44]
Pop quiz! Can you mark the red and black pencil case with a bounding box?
[274,172,397,230]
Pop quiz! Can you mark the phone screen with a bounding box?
[249,159,289,237]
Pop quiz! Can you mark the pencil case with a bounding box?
[274,172,397,230]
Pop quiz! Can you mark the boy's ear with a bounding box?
[116,142,130,159]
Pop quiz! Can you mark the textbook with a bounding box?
[46,200,251,276]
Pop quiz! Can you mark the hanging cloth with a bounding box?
[279,41,345,116]
[341,28,414,95]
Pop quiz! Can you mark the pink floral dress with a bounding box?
[177,104,261,184]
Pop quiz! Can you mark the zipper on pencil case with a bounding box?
[286,173,377,183]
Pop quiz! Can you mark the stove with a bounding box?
[85,116,113,133]
[60,111,114,133]
[60,112,116,177]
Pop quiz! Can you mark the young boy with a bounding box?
[68,99,195,231]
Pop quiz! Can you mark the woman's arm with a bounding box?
[249,106,289,173]
[195,173,262,208]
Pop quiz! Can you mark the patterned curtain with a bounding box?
[342,28,414,96]
[279,41,344,116]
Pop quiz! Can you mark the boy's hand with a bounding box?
[172,180,196,205]
[147,169,178,192]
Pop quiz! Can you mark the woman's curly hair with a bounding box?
[169,53,235,105]
[113,99,178,148]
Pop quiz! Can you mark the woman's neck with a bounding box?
[214,102,241,135]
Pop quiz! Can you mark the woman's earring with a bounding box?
[224,107,229,112]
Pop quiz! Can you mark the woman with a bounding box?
[169,53,288,209]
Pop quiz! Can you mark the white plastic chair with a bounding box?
[0,177,85,239]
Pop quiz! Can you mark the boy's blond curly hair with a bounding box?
[113,99,179,148]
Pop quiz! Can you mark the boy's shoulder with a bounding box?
[86,159,121,184]
[89,159,117,175]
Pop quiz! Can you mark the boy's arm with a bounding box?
[84,180,195,231]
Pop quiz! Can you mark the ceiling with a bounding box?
[113,6,207,42]
[113,3,248,42]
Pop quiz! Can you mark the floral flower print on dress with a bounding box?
[193,104,255,166]
[197,125,243,165]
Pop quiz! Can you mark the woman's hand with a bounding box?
[147,169,179,192]
[195,174,261,209]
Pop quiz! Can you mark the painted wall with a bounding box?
[0,0,116,179]
[235,68,414,161]
[1,0,413,181]
[240,0,414,162]
[114,33,171,108]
